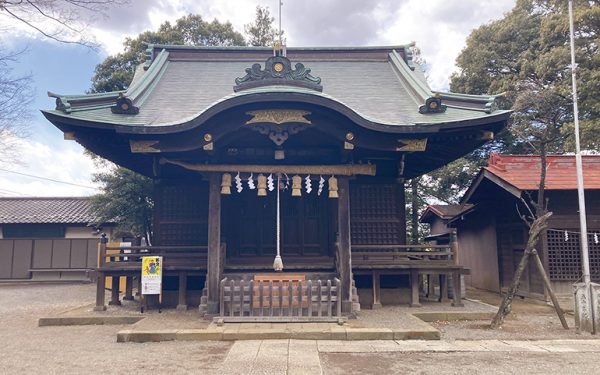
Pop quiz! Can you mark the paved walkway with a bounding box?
[219,339,600,374]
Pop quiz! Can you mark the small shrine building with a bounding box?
[43,44,510,319]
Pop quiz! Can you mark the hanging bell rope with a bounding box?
[273,173,284,271]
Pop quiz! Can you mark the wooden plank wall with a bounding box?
[0,239,99,279]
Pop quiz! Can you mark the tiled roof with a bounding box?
[43,45,509,130]
[485,154,600,190]
[0,197,106,224]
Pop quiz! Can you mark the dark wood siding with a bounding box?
[154,180,209,246]
[350,181,406,245]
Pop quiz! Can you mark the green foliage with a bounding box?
[91,167,154,243]
[90,14,246,92]
[451,0,600,153]
[415,0,599,236]
[244,6,280,47]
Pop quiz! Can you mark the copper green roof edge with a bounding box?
[388,50,431,102]
[148,44,411,52]
[42,85,511,132]
[47,90,124,113]
[47,91,122,100]
[444,104,500,114]
[436,91,505,100]
[126,49,169,101]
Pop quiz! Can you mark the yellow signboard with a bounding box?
[141,256,162,295]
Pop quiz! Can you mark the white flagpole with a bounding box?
[569,0,595,333]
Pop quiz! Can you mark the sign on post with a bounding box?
[141,256,163,295]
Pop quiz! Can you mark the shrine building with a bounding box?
[43,44,510,320]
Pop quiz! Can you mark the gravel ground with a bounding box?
[321,351,600,375]
[0,282,594,375]
[0,283,230,374]
[430,288,587,341]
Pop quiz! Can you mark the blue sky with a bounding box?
[0,0,516,197]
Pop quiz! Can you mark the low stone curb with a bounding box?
[412,311,495,322]
[116,326,440,343]
[39,316,143,327]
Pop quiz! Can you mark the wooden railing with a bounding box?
[351,244,455,268]
[98,242,211,271]
[217,277,344,322]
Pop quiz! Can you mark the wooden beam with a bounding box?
[160,158,376,176]
[337,176,353,313]
[207,173,222,314]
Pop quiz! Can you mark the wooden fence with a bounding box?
[217,277,343,322]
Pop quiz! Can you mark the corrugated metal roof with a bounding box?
[485,154,600,190]
[0,197,106,224]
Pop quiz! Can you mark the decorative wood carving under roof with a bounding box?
[234,55,322,92]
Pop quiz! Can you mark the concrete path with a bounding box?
[219,339,600,374]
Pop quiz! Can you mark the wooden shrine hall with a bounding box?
[43,43,510,320]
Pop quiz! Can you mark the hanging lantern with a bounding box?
[328,176,339,198]
[257,174,267,196]
[292,175,302,197]
[221,173,232,195]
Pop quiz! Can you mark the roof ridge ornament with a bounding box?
[234,54,323,93]
[111,93,139,115]
[419,95,447,114]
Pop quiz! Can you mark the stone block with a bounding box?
[346,328,394,340]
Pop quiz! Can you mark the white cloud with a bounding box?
[379,0,515,90]
[1,0,519,197]
[0,138,102,197]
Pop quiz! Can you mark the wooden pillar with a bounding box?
[207,173,222,314]
[396,180,407,245]
[94,235,108,311]
[109,276,121,306]
[94,272,107,311]
[124,276,134,301]
[439,274,449,302]
[337,176,353,313]
[371,272,382,309]
[452,270,464,307]
[177,271,188,311]
[410,269,421,307]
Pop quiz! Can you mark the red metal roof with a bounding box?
[485,154,600,191]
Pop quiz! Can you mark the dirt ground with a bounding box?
[1,282,597,375]
[320,351,597,375]
[0,283,231,374]
[430,288,587,341]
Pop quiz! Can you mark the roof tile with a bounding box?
[485,154,600,190]
[0,197,105,224]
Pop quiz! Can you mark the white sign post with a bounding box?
[141,256,163,312]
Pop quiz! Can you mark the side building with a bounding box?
[424,154,600,300]
[0,197,115,281]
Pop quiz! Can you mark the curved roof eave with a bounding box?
[42,87,512,136]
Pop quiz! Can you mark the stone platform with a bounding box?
[38,298,497,343]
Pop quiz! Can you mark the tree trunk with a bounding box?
[490,211,552,329]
